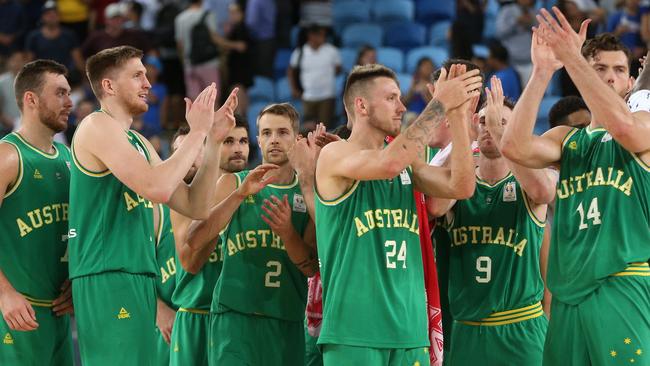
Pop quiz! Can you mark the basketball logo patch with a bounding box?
[503,182,516,202]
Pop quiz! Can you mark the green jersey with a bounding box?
[156,204,177,308]
[446,174,545,321]
[315,169,428,348]
[173,239,222,310]
[68,129,157,279]
[551,127,650,305]
[0,133,71,302]
[211,171,310,321]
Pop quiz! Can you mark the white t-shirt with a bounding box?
[627,90,650,112]
[174,7,219,65]
[290,43,341,101]
[428,141,479,167]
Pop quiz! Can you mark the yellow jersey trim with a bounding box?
[459,302,544,326]
[23,295,54,308]
[585,126,607,135]
[612,262,650,277]
[316,180,360,206]
[631,153,650,173]
[12,132,59,159]
[130,130,152,162]
[1,141,23,199]
[71,141,111,177]
[156,204,165,246]
[475,173,513,188]
[267,174,298,189]
[178,308,209,315]
[561,128,579,151]
[521,190,546,228]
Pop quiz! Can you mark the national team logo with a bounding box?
[601,133,612,142]
[293,194,307,213]
[568,141,578,150]
[503,182,517,202]
[400,169,412,185]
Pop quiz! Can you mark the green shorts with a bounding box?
[544,275,650,366]
[209,310,304,366]
[170,308,210,366]
[154,327,170,365]
[305,323,322,366]
[322,344,430,366]
[0,304,73,366]
[447,303,548,366]
[72,271,157,366]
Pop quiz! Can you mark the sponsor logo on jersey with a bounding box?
[503,182,517,202]
[3,333,13,345]
[601,133,612,142]
[400,169,412,185]
[245,195,255,204]
[568,141,578,150]
[117,307,130,319]
[293,194,307,213]
[33,169,43,179]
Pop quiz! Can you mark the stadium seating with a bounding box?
[397,72,413,96]
[416,0,454,21]
[384,22,426,51]
[372,0,414,23]
[429,21,451,49]
[535,96,562,134]
[340,47,358,73]
[377,47,404,73]
[248,76,275,104]
[472,44,490,59]
[406,46,449,73]
[333,1,371,33]
[342,23,383,48]
[273,48,293,79]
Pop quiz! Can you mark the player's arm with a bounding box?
[156,298,176,344]
[540,224,552,317]
[411,97,476,199]
[537,8,650,153]
[631,51,650,94]
[170,208,217,274]
[186,164,279,251]
[74,85,216,210]
[0,143,38,331]
[320,66,482,182]
[262,197,319,277]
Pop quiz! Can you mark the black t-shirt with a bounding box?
[25,28,79,68]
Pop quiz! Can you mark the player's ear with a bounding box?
[354,96,367,117]
[101,78,116,96]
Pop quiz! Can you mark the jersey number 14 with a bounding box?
[576,197,602,230]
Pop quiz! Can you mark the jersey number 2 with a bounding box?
[265,261,282,288]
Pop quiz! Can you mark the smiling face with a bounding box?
[110,57,151,115]
[257,113,296,165]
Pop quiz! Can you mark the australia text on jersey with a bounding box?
[557,166,633,199]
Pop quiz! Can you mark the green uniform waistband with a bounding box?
[612,262,650,277]
[178,307,210,315]
[459,302,544,326]
[23,294,54,308]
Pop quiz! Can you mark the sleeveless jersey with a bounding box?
[211,171,310,321]
[550,127,650,305]
[446,174,545,320]
[68,129,157,278]
[155,204,178,309]
[0,133,71,302]
[315,169,428,348]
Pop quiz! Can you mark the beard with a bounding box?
[39,106,68,133]
[119,93,148,116]
[220,154,247,173]
[263,150,289,166]
[368,108,400,137]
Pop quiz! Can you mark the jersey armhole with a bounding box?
[560,128,579,152]
[155,204,165,246]
[520,189,546,228]
[2,141,23,199]
[315,179,360,206]
[71,141,111,177]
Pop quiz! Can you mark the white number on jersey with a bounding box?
[577,197,602,230]
[265,261,282,288]
[475,256,491,283]
[385,240,407,269]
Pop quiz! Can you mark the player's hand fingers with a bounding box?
[539,9,560,33]
[578,18,591,40]
[54,302,74,316]
[551,6,573,32]
[17,310,38,331]
[184,98,192,118]
[459,68,480,81]
[163,328,171,344]
[4,315,17,330]
[438,67,448,82]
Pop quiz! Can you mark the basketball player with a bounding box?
[186,103,316,365]
[68,45,237,365]
[429,77,555,365]
[168,115,250,366]
[501,8,650,365]
[314,63,481,365]
[0,60,74,365]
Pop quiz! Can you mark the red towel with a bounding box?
[306,272,322,337]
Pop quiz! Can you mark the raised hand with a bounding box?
[260,195,295,238]
[534,7,590,63]
[288,137,317,176]
[531,27,563,72]
[0,288,38,331]
[431,64,483,112]
[311,123,341,148]
[236,163,279,197]
[210,88,239,143]
[52,279,73,316]
[184,83,217,135]
[484,76,505,136]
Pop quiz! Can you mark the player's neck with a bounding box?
[98,100,134,130]
[263,162,295,185]
[476,155,509,184]
[589,118,602,130]
[347,122,388,149]
[16,118,56,153]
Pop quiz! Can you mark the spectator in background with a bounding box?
[81,3,151,59]
[451,0,485,60]
[403,57,434,114]
[608,0,645,59]
[356,45,377,66]
[496,0,535,84]
[131,0,160,31]
[225,2,253,116]
[205,0,234,35]
[246,0,276,77]
[65,98,96,144]
[548,96,591,128]
[25,1,85,83]
[0,0,26,57]
[141,55,167,153]
[57,0,90,42]
[91,0,119,30]
[0,51,26,135]
[486,41,522,101]
[124,1,144,29]
[288,24,341,129]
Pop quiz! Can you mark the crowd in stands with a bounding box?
[0,0,648,160]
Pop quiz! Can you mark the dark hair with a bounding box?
[14,59,68,111]
[171,125,190,150]
[548,96,589,128]
[86,46,143,98]
[479,96,516,111]
[257,103,300,133]
[432,58,485,112]
[129,1,143,18]
[581,33,631,67]
[416,57,434,70]
[488,41,509,64]
[234,113,249,131]
[356,45,376,65]
[343,64,398,114]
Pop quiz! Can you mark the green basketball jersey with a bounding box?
[315,169,428,348]
[173,238,222,310]
[550,127,650,305]
[0,133,71,301]
[155,204,177,309]
[446,174,545,320]
[68,129,157,279]
[211,171,310,321]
